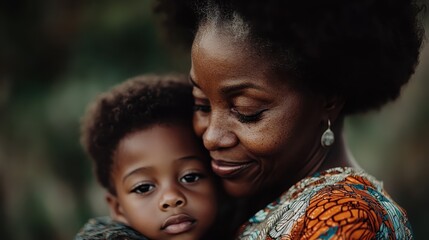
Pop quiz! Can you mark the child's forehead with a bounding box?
[129,154,205,172]
[113,124,207,172]
[120,123,197,151]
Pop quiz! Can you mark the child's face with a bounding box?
[108,124,217,240]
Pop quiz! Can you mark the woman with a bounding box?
[169,0,423,238]
[77,0,423,239]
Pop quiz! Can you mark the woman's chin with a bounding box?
[222,180,256,197]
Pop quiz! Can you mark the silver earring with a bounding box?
[321,119,334,147]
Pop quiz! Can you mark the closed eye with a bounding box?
[193,104,211,113]
[231,108,268,123]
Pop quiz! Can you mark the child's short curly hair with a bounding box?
[156,0,425,115]
[81,74,193,194]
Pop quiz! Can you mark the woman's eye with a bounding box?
[193,104,211,113]
[231,108,268,123]
[180,173,204,183]
[131,184,155,194]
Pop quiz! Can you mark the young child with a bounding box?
[76,74,219,240]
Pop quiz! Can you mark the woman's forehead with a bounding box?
[194,22,252,51]
[192,27,263,72]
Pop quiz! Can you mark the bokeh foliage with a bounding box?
[0,1,428,239]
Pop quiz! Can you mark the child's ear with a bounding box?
[106,193,129,225]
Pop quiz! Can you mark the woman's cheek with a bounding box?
[241,124,287,156]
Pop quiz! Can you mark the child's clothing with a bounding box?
[75,217,147,240]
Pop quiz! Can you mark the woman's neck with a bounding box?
[317,119,360,172]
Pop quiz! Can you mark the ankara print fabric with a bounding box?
[238,167,413,240]
[75,217,148,240]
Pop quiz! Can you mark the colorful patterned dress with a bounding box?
[238,167,413,239]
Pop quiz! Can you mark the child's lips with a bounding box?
[161,214,196,234]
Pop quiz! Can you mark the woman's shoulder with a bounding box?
[239,167,413,239]
[74,216,148,240]
[300,168,413,239]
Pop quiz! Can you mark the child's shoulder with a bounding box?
[75,217,148,240]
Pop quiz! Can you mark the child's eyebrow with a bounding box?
[122,167,151,183]
[178,155,201,161]
[122,156,202,183]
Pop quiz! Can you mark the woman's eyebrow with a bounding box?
[190,74,263,95]
[220,82,262,95]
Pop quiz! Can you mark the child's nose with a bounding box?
[159,187,186,211]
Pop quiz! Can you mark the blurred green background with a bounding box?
[0,1,428,239]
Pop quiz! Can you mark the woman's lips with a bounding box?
[211,159,255,178]
[161,214,196,235]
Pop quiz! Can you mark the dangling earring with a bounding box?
[321,119,334,148]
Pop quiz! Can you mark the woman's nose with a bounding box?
[159,186,187,211]
[201,112,238,151]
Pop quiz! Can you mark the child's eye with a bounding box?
[131,184,155,194]
[193,104,211,113]
[180,173,204,183]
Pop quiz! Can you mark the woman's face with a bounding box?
[190,25,327,198]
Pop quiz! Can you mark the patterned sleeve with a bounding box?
[299,176,412,239]
[75,217,149,240]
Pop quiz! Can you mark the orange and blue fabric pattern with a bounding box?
[238,167,413,240]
